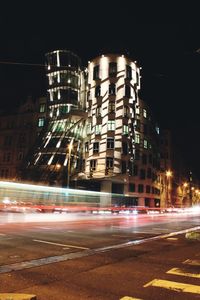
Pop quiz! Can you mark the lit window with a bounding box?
[143,139,148,149]
[95,124,102,134]
[135,133,140,144]
[107,120,115,131]
[107,138,114,149]
[106,157,114,169]
[136,106,140,114]
[90,159,97,171]
[39,103,46,113]
[143,109,147,118]
[155,126,160,134]
[108,102,115,113]
[109,83,116,95]
[93,142,99,153]
[38,118,45,127]
[85,142,89,152]
[123,125,129,135]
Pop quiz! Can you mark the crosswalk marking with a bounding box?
[167,267,200,278]
[144,279,200,294]
[183,259,200,266]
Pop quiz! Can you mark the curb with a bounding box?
[0,294,36,300]
[185,231,200,241]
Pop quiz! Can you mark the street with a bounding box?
[0,211,200,299]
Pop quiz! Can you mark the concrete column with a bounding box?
[100,180,112,207]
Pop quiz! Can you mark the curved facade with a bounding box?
[45,50,85,115]
[85,54,140,179]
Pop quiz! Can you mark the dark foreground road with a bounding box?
[0,212,200,299]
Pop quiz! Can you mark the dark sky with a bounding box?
[0,4,200,177]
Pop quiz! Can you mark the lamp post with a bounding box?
[166,170,172,207]
[67,139,73,188]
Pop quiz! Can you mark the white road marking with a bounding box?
[144,279,200,294]
[33,239,89,250]
[166,237,178,240]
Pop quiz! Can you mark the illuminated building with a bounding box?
[22,50,88,185]
[0,50,172,207]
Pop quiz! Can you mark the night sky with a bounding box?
[0,4,200,177]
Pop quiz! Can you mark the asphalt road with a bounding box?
[0,211,200,299]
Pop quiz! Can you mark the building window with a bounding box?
[125,85,131,98]
[128,161,134,176]
[96,106,101,117]
[3,152,11,162]
[1,169,8,178]
[124,106,129,117]
[143,139,148,149]
[85,142,89,152]
[147,168,152,178]
[107,137,114,149]
[136,106,140,115]
[142,154,147,164]
[129,183,135,192]
[107,120,115,131]
[87,123,91,134]
[126,65,132,80]
[109,62,117,77]
[146,185,151,193]
[143,108,147,118]
[4,136,12,147]
[133,164,138,176]
[135,133,140,144]
[95,124,102,135]
[38,117,45,127]
[18,152,24,161]
[90,159,97,171]
[108,102,115,113]
[106,157,114,169]
[138,184,144,193]
[135,149,140,160]
[121,161,126,174]
[95,85,101,97]
[39,103,46,113]
[155,126,160,134]
[93,142,99,153]
[123,125,129,135]
[93,65,100,80]
[122,142,128,155]
[140,169,146,180]
[109,83,116,95]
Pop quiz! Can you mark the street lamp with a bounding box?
[166,170,172,207]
